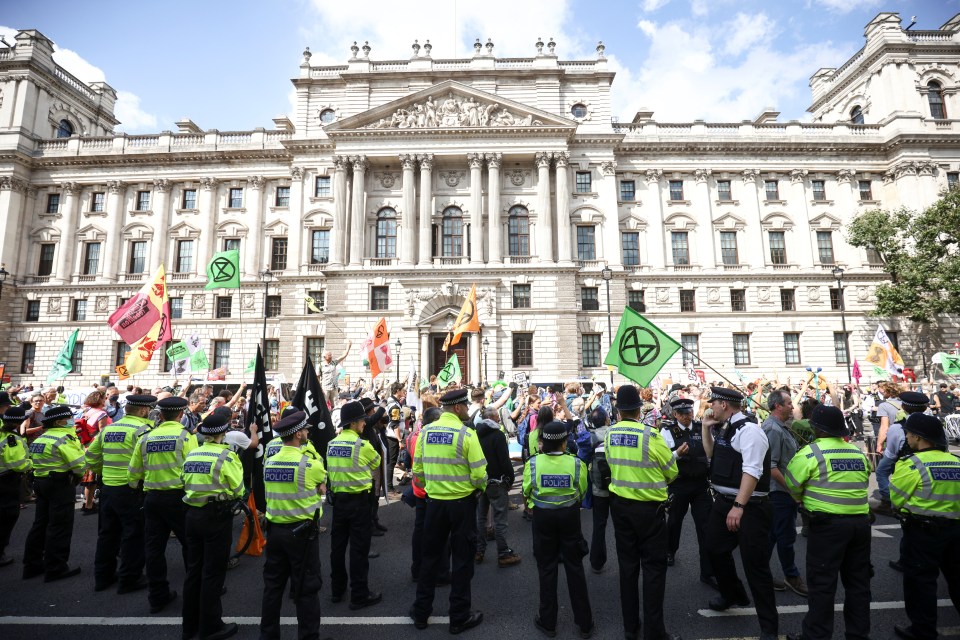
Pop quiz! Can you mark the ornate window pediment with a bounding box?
[263,219,289,237]
[619,209,647,230]
[712,213,746,231]
[121,222,155,240]
[809,212,842,230]
[572,206,604,224]
[760,212,794,231]
[76,223,107,242]
[663,212,697,231]
[303,209,334,228]
[169,221,201,239]
[30,226,61,242]
[216,221,248,238]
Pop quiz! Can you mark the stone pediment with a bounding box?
[326,80,576,134]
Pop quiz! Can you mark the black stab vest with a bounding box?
[668,421,709,480]
[710,415,771,493]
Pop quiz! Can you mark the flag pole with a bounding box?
[677,344,746,392]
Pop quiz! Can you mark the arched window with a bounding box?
[56,119,74,138]
[375,207,397,258]
[849,105,864,125]
[319,108,336,124]
[927,81,946,119]
[507,205,530,256]
[441,206,463,257]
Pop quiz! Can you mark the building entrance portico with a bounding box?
[431,335,469,386]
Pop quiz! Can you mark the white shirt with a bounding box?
[660,420,694,450]
[223,430,252,454]
[713,411,770,496]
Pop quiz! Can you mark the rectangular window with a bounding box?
[575,171,592,193]
[621,232,640,266]
[619,180,636,201]
[228,187,243,208]
[270,237,288,271]
[311,230,330,264]
[91,192,105,212]
[733,333,751,365]
[680,289,696,312]
[628,290,646,312]
[71,342,84,374]
[512,284,531,309]
[576,226,596,261]
[887,331,899,351]
[83,242,101,275]
[865,247,883,264]
[160,350,173,373]
[170,297,183,319]
[21,343,36,374]
[306,337,325,365]
[834,332,849,364]
[784,333,801,365]
[46,193,60,214]
[315,176,331,197]
[764,180,779,200]
[830,288,843,311]
[72,299,87,321]
[216,296,232,319]
[816,231,835,264]
[176,240,194,273]
[720,231,738,265]
[681,334,699,366]
[669,180,684,201]
[717,180,732,201]
[266,295,282,318]
[25,300,40,322]
[581,287,599,311]
[213,340,230,370]
[948,172,959,190]
[730,289,746,312]
[136,191,151,211]
[306,290,325,313]
[582,334,601,368]
[671,231,690,265]
[115,342,131,367]
[275,186,290,207]
[769,231,787,265]
[780,288,796,311]
[223,238,240,253]
[812,180,826,201]
[264,340,280,371]
[370,286,389,311]
[129,241,147,274]
[182,189,197,210]
[513,333,533,368]
[858,180,873,201]
[38,243,55,276]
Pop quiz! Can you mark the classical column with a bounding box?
[836,169,861,268]
[535,152,554,263]
[555,151,572,264]
[400,154,417,265]
[693,169,715,269]
[469,332,481,385]
[330,158,347,267]
[349,155,367,266]
[419,331,430,389]
[147,179,169,275]
[245,176,265,276]
[55,182,81,283]
[740,169,765,270]
[288,167,305,272]
[645,170,666,268]
[599,160,621,267]
[100,181,125,281]
[14,183,35,279]
[417,154,434,267]
[486,153,502,265]
[468,153,484,264]
[789,170,815,267]
[0,178,26,276]
[917,161,938,210]
[197,177,219,274]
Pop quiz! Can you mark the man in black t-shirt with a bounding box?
[932,384,956,416]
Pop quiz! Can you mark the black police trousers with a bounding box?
[609,494,669,640]
[94,484,145,588]
[902,518,960,639]
[706,495,778,637]
[0,472,22,559]
[532,504,593,633]
[143,489,187,607]
[329,492,374,603]
[666,478,713,579]
[260,521,322,640]
[589,494,610,572]
[182,504,232,639]
[411,495,450,582]
[23,474,76,576]
[412,494,477,626]
[801,513,871,640]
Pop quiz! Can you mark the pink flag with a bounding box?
[851,359,862,384]
[108,265,171,345]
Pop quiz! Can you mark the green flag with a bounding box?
[165,341,190,362]
[189,349,210,371]
[603,307,680,387]
[46,329,79,385]
[436,354,462,388]
[942,354,960,376]
[246,357,257,373]
[205,249,240,289]
[872,365,891,380]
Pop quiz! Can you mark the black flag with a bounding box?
[293,355,336,460]
[245,345,273,446]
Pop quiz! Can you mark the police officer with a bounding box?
[783,405,871,640]
[327,401,383,609]
[260,411,328,640]
[409,388,487,634]
[22,404,85,581]
[523,420,593,638]
[129,396,198,613]
[360,398,388,537]
[604,385,679,640]
[702,386,778,640]
[181,411,245,640]
[86,394,156,593]
[385,382,405,493]
[660,397,716,588]
[890,413,960,640]
[0,404,31,566]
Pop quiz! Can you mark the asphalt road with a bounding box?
[0,473,957,640]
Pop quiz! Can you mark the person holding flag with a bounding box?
[320,342,353,408]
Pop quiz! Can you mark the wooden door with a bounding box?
[432,335,469,386]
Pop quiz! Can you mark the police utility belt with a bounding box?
[898,510,960,530]
[712,490,768,504]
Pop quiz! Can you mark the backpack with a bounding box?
[76,408,109,446]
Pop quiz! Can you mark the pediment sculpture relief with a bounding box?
[361,92,544,130]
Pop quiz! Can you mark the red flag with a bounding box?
[108,265,171,344]
[363,318,391,380]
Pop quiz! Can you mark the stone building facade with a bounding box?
[1,13,959,388]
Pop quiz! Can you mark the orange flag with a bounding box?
[361,317,392,380]
[449,284,480,347]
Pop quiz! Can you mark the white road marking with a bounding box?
[0,616,451,626]
[698,598,954,617]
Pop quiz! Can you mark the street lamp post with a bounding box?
[482,337,489,386]
[601,265,614,388]
[918,335,929,383]
[395,337,402,383]
[0,264,8,302]
[832,266,853,385]
[258,269,273,358]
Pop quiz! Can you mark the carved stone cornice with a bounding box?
[645,169,663,184]
[247,176,265,189]
[535,152,551,169]
[553,151,570,168]
[790,169,808,184]
[693,168,711,183]
[417,153,434,170]
[153,178,171,193]
[741,168,760,183]
[0,177,28,192]
[600,160,617,176]
[836,169,856,184]
[467,153,484,170]
[351,155,368,172]
[290,166,304,180]
[333,156,349,171]
[61,181,80,194]
[199,177,219,191]
[917,161,937,177]
[399,154,417,171]
[485,152,502,169]
[106,180,124,194]
[894,161,918,178]
[882,170,895,185]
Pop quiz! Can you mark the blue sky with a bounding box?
[2,0,958,133]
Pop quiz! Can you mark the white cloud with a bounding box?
[722,13,776,56]
[51,47,106,83]
[812,0,882,14]
[114,91,158,132]
[642,0,671,11]
[690,0,710,16]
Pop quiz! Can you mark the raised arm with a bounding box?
[337,340,353,365]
